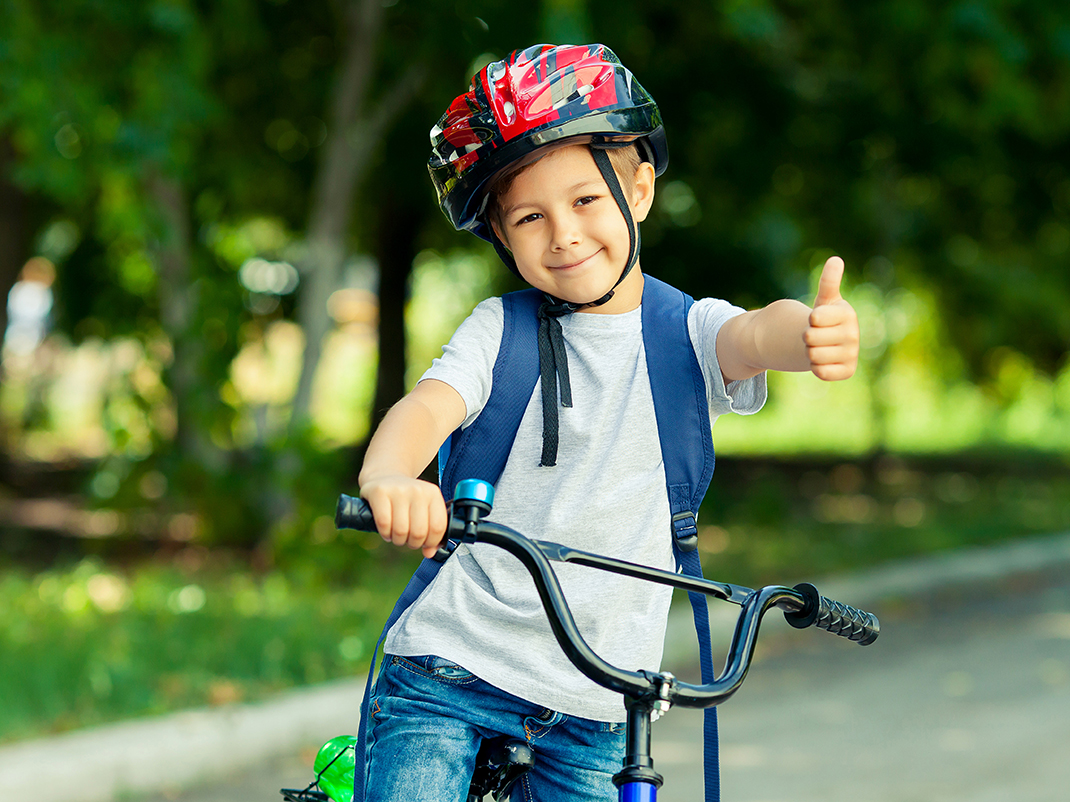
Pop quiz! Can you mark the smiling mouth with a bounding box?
[549,249,602,270]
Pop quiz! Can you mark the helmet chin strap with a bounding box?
[488,144,643,466]
[582,144,641,308]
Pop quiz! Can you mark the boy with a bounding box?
[358,44,858,801]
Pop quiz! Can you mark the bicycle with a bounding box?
[281,478,880,802]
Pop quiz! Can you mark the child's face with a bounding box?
[491,144,655,313]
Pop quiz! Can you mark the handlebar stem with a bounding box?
[454,493,492,540]
[613,697,664,792]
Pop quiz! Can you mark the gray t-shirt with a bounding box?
[384,292,767,721]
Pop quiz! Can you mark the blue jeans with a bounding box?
[366,654,626,801]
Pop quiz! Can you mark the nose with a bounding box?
[549,214,582,252]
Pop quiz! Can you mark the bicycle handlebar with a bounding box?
[336,493,377,533]
[785,582,882,644]
[336,490,878,710]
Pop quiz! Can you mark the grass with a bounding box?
[697,452,1070,587]
[2,451,1069,745]
[0,550,415,744]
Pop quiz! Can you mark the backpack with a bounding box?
[355,275,722,802]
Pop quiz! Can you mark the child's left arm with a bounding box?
[716,256,859,383]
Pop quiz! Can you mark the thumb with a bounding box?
[813,256,845,308]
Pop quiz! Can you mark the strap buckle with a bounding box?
[432,539,458,563]
[671,511,699,553]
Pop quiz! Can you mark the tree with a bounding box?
[297,0,542,447]
[0,0,224,462]
[0,0,333,544]
[586,0,1070,386]
[287,0,426,437]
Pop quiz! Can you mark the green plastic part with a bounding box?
[314,735,356,802]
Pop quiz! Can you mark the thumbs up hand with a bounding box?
[804,256,859,381]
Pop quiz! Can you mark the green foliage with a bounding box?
[588,0,1070,382]
[700,453,1070,586]
[0,553,413,743]
[3,0,1068,400]
[0,0,216,195]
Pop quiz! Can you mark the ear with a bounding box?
[629,162,656,223]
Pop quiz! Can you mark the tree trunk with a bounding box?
[289,0,424,438]
[369,189,424,434]
[289,0,382,436]
[148,170,220,469]
[0,137,28,350]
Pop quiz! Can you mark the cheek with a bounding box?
[508,235,544,279]
[506,228,536,259]
[594,211,631,250]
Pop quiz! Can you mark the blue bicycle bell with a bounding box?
[454,479,494,511]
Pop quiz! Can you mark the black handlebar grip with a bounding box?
[335,493,378,533]
[785,582,879,645]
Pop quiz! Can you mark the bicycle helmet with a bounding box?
[428,43,668,245]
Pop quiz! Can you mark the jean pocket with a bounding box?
[393,654,476,683]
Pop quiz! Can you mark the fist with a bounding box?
[360,476,449,559]
[804,256,859,381]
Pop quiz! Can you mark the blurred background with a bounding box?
[1,0,1069,751]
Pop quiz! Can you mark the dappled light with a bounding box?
[0,555,407,742]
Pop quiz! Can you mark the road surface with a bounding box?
[138,569,1070,802]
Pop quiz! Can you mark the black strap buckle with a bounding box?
[671,511,699,552]
[432,539,459,563]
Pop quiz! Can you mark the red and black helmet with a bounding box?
[428,43,668,242]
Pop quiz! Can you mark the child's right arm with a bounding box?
[716,256,858,384]
[358,378,468,559]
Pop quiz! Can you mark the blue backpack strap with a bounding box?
[642,276,720,802]
[354,289,541,802]
[353,557,439,801]
[438,289,543,498]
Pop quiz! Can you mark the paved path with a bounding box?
[133,566,1070,802]
[655,568,1070,801]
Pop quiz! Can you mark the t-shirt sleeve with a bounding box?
[687,297,768,419]
[419,297,504,428]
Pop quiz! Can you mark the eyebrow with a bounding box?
[502,179,604,221]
